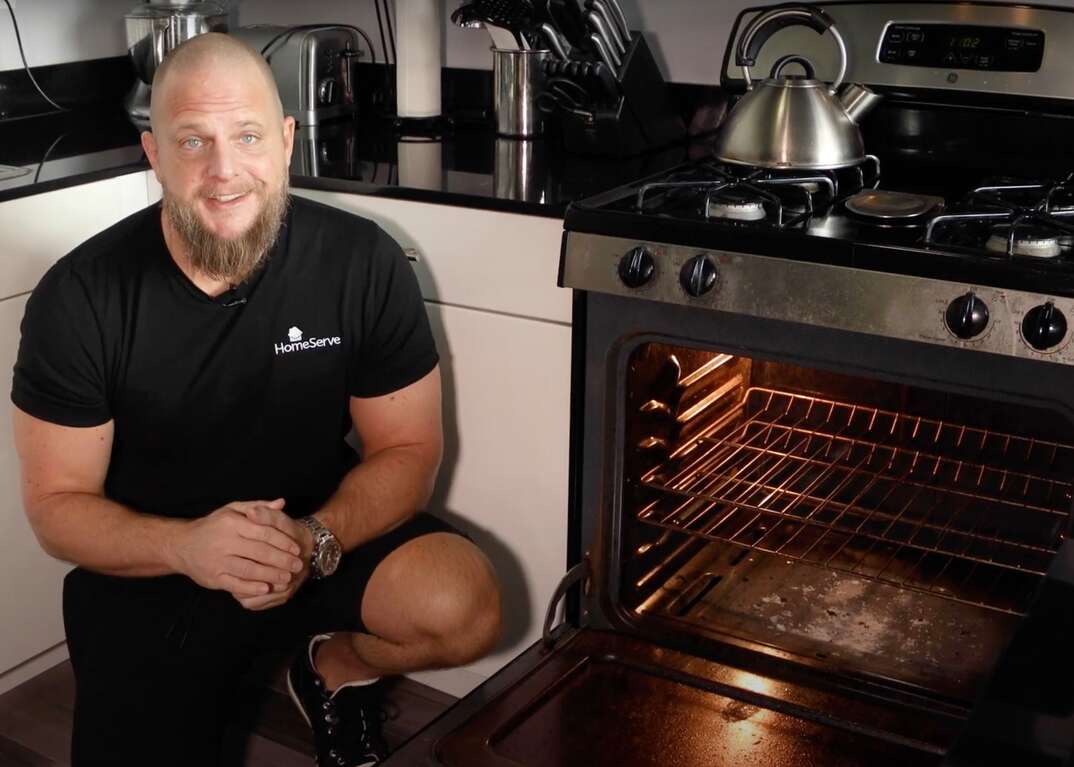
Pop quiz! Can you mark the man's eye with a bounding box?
[181,137,203,149]
[240,134,259,145]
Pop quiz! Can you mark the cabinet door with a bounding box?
[0,294,72,674]
[409,302,572,697]
[0,172,148,300]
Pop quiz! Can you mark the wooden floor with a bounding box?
[0,660,456,766]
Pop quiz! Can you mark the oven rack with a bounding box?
[637,388,1074,615]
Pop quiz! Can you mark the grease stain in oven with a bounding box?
[642,546,1014,699]
[721,699,761,723]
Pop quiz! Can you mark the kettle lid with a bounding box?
[761,54,826,88]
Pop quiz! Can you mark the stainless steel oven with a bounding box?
[386,3,1074,765]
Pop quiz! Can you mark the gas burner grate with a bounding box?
[632,156,880,230]
[926,174,1074,258]
[636,388,1074,615]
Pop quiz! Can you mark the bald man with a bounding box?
[11,34,501,767]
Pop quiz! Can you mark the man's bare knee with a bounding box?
[431,574,502,666]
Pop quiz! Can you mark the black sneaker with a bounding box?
[287,634,390,767]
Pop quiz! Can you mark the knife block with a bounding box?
[553,33,685,158]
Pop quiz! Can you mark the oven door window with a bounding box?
[620,342,1074,702]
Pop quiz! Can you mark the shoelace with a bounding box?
[320,694,389,765]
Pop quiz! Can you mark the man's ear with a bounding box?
[282,115,296,168]
[141,130,161,182]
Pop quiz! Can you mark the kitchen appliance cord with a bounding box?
[373,0,397,110]
[373,1,391,66]
[1,0,66,113]
[380,0,398,66]
[33,131,66,184]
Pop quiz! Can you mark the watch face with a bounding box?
[316,539,342,577]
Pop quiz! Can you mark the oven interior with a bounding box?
[618,343,1074,704]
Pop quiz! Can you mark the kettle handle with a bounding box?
[736,5,847,93]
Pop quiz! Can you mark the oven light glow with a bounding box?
[679,353,735,387]
[678,375,744,423]
[729,669,777,697]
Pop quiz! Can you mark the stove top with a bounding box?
[588,159,1074,257]
[565,139,1074,299]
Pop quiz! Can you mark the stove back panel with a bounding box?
[723,3,1074,103]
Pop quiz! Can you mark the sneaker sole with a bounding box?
[286,668,313,730]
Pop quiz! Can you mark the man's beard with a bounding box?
[163,178,290,285]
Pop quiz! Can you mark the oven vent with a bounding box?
[637,387,1074,615]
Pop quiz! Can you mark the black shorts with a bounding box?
[62,512,464,767]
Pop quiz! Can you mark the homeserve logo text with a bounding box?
[274,326,342,356]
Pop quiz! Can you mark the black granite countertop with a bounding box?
[0,104,699,217]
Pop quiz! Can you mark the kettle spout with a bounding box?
[839,83,883,124]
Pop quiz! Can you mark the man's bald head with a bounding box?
[150,32,283,131]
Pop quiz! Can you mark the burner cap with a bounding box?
[845,190,943,220]
[706,191,766,221]
[985,226,1063,258]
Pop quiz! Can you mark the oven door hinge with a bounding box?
[542,556,591,649]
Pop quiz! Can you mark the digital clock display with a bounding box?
[880,23,1044,72]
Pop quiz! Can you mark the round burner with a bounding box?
[845,189,943,220]
[985,226,1063,258]
[706,194,767,221]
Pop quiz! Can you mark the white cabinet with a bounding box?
[0,173,149,300]
[0,295,73,681]
[0,173,150,692]
[410,302,571,697]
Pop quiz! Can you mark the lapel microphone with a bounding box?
[221,284,247,308]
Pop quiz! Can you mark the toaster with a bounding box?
[230,25,362,126]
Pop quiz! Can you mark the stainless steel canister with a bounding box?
[492,48,551,138]
[494,137,550,202]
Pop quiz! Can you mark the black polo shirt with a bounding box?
[12,196,438,520]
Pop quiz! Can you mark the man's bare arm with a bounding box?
[314,365,443,551]
[13,407,304,594]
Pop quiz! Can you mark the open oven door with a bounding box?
[943,539,1074,767]
[384,564,954,767]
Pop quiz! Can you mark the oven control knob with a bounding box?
[618,247,655,288]
[945,292,989,339]
[1022,302,1067,350]
[680,254,718,297]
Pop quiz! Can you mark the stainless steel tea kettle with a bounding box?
[714,5,882,170]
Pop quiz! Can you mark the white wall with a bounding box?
[0,0,753,85]
[0,0,134,71]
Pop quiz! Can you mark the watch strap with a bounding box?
[299,516,339,579]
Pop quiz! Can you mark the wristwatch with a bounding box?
[298,516,342,579]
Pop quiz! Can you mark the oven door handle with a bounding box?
[542,558,591,648]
